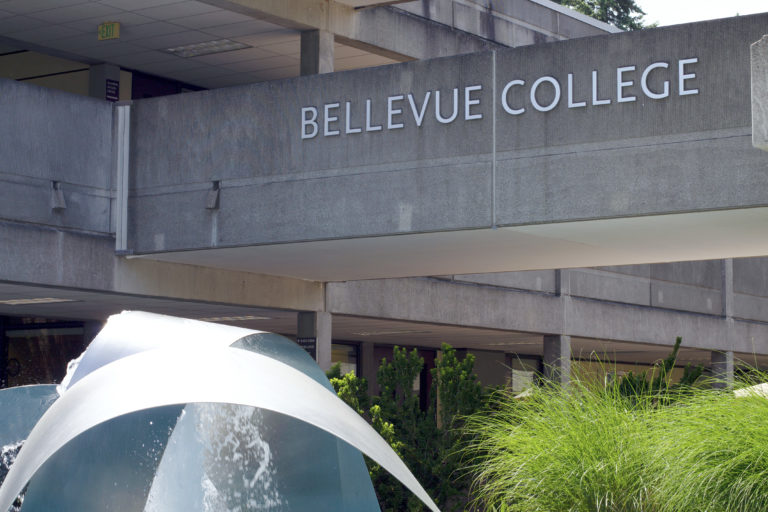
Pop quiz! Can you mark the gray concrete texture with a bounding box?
[394,0,611,46]
[0,220,324,312]
[327,255,768,353]
[0,78,113,234]
[126,14,768,254]
[752,35,768,151]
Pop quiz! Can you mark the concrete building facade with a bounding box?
[1,0,767,393]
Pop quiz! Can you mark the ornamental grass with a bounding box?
[463,369,768,512]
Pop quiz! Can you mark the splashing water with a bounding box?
[0,442,24,511]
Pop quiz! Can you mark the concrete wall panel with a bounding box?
[569,269,650,306]
[651,260,722,289]
[494,16,764,152]
[0,221,114,290]
[594,264,651,278]
[495,133,768,225]
[0,79,113,234]
[126,15,768,255]
[130,52,494,190]
[733,256,768,297]
[453,270,557,292]
[734,293,768,322]
[327,277,563,335]
[650,280,722,315]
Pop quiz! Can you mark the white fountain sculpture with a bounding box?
[0,311,439,512]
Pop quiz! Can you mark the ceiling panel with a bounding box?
[133,1,220,20]
[0,16,48,33]
[190,46,276,65]
[7,24,84,44]
[116,20,189,40]
[99,0,188,12]
[259,39,300,57]
[219,55,297,73]
[77,41,146,59]
[0,0,85,15]
[136,29,213,50]
[29,3,123,24]
[64,12,155,32]
[202,19,280,38]
[170,10,254,29]
[111,49,177,67]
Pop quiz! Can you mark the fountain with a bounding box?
[0,311,439,511]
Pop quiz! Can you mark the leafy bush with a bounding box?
[328,343,486,511]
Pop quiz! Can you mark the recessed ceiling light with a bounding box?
[198,315,271,322]
[165,39,251,58]
[0,298,78,305]
[351,329,432,337]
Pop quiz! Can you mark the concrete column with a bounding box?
[297,311,332,371]
[88,63,121,101]
[543,335,571,386]
[721,259,734,318]
[360,341,378,394]
[751,35,768,151]
[300,29,334,76]
[711,350,734,389]
[555,269,571,296]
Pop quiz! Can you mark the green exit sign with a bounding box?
[97,22,120,41]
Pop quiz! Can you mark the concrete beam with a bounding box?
[114,258,325,312]
[327,276,768,355]
[0,221,325,313]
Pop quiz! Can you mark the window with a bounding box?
[1,317,86,388]
[331,342,359,376]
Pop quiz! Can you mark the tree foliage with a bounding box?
[551,0,651,31]
[328,343,487,511]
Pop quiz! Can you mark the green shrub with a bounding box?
[328,343,487,511]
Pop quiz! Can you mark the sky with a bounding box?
[637,0,768,26]
[636,0,768,26]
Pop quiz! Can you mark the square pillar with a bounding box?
[88,63,121,101]
[360,341,378,394]
[543,335,571,386]
[300,29,334,76]
[751,35,768,151]
[711,350,734,389]
[297,311,332,371]
[721,259,734,318]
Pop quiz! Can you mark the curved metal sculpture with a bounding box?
[0,311,439,512]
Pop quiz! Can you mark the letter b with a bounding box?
[301,106,319,139]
